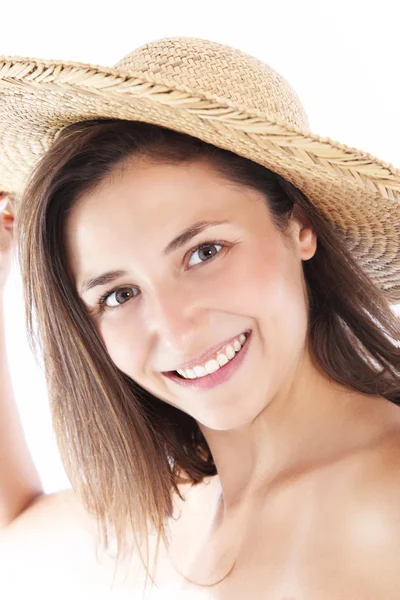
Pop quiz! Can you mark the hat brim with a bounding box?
[0,55,399,301]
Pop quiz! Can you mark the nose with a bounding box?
[143,283,204,353]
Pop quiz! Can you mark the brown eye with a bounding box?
[102,286,140,309]
[199,245,218,260]
[187,243,223,268]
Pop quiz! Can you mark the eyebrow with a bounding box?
[79,219,231,296]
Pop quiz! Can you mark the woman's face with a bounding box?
[65,158,317,430]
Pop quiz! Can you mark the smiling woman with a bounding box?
[14,118,400,592]
[1,36,400,598]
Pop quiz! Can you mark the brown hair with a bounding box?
[15,120,399,589]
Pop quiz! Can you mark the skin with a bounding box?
[50,157,400,597]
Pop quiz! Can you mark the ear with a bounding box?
[290,204,317,261]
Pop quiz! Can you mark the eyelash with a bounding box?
[95,239,228,313]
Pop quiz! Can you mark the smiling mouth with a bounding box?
[167,330,251,380]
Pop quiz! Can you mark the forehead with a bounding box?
[73,157,264,221]
[64,158,268,279]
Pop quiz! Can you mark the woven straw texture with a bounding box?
[0,37,399,300]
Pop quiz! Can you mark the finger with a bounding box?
[3,223,14,234]
[2,212,14,224]
[0,213,14,237]
[1,213,14,227]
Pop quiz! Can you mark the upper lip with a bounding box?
[163,330,250,372]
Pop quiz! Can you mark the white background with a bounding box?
[1,0,399,493]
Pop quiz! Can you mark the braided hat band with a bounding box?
[0,37,399,300]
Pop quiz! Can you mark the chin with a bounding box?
[195,400,268,432]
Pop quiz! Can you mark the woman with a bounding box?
[0,37,399,598]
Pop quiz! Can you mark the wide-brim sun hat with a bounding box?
[0,36,399,301]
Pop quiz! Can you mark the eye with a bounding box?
[187,242,224,268]
[98,285,140,311]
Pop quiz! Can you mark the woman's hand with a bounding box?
[0,195,14,293]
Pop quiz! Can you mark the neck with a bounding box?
[198,349,379,511]
[166,350,388,586]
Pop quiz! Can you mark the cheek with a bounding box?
[223,244,308,339]
[96,311,147,376]
[205,244,298,316]
[257,258,309,364]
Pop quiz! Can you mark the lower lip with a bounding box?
[163,331,252,391]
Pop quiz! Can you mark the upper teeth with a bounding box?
[176,333,247,379]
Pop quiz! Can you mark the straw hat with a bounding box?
[0,36,399,300]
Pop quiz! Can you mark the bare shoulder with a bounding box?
[0,489,111,599]
[352,424,400,515]
[350,405,400,511]
[344,420,400,593]
[0,487,97,546]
